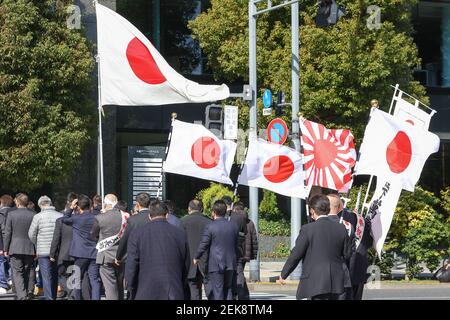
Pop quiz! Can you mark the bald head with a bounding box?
[104,194,118,210]
[327,194,343,215]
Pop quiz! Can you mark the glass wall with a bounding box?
[116,0,202,74]
[413,1,450,87]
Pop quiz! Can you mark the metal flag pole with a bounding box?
[157,113,177,199]
[232,146,249,204]
[94,0,105,209]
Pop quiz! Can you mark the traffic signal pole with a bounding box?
[248,0,303,282]
[248,0,260,282]
[289,0,302,280]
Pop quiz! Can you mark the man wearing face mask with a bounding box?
[278,194,352,300]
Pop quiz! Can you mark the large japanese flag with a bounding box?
[96,3,229,106]
[354,108,440,192]
[238,139,307,199]
[163,120,236,185]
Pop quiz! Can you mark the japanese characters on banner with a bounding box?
[356,107,439,257]
[300,118,356,193]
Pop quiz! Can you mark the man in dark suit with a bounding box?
[49,215,73,299]
[125,200,190,300]
[194,200,239,300]
[164,200,182,229]
[278,195,351,300]
[327,193,355,300]
[62,194,101,300]
[115,192,152,265]
[229,202,249,300]
[181,199,211,300]
[4,193,36,300]
[91,194,129,300]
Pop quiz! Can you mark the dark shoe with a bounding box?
[57,290,67,299]
[27,293,34,300]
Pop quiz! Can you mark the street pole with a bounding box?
[248,0,260,282]
[290,0,302,280]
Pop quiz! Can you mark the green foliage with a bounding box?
[189,0,427,141]
[196,182,237,215]
[368,249,395,275]
[405,258,423,280]
[261,242,290,259]
[259,190,283,220]
[0,0,95,191]
[440,187,450,219]
[259,218,290,237]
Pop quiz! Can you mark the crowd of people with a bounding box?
[0,192,258,300]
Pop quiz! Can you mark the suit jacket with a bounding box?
[62,209,97,260]
[4,208,36,256]
[125,218,190,300]
[229,212,247,259]
[281,216,352,299]
[328,214,355,288]
[116,209,150,261]
[244,219,258,262]
[90,208,126,264]
[167,213,182,229]
[50,217,73,264]
[195,217,239,273]
[180,211,212,279]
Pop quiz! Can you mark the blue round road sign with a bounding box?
[267,118,288,145]
[263,89,272,108]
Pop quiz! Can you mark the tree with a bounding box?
[189,0,427,141]
[0,0,95,191]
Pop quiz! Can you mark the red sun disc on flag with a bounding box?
[301,119,356,191]
[386,131,412,174]
[191,137,221,169]
[263,155,294,183]
[126,37,167,85]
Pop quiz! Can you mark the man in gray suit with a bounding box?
[4,193,36,300]
[90,194,129,300]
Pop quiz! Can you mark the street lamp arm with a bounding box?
[253,0,301,16]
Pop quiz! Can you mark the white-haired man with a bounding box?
[28,196,63,300]
[90,194,129,300]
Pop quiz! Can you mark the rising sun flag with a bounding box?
[300,118,356,192]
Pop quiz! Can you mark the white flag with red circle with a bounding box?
[238,139,307,199]
[96,3,230,106]
[354,108,440,192]
[300,118,356,192]
[163,120,236,185]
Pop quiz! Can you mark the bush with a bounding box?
[261,242,291,259]
[368,249,395,276]
[259,190,283,221]
[196,182,237,215]
[259,218,290,237]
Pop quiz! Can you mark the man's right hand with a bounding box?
[50,257,56,262]
[276,276,286,285]
[193,259,199,265]
[114,259,121,266]
[4,252,8,257]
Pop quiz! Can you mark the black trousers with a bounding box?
[352,283,364,300]
[206,270,236,300]
[236,260,249,300]
[10,255,36,300]
[311,293,340,300]
[188,271,205,300]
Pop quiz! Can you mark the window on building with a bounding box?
[116,0,203,74]
[413,1,450,87]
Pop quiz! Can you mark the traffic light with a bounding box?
[316,0,345,27]
[205,104,223,137]
[275,91,285,116]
